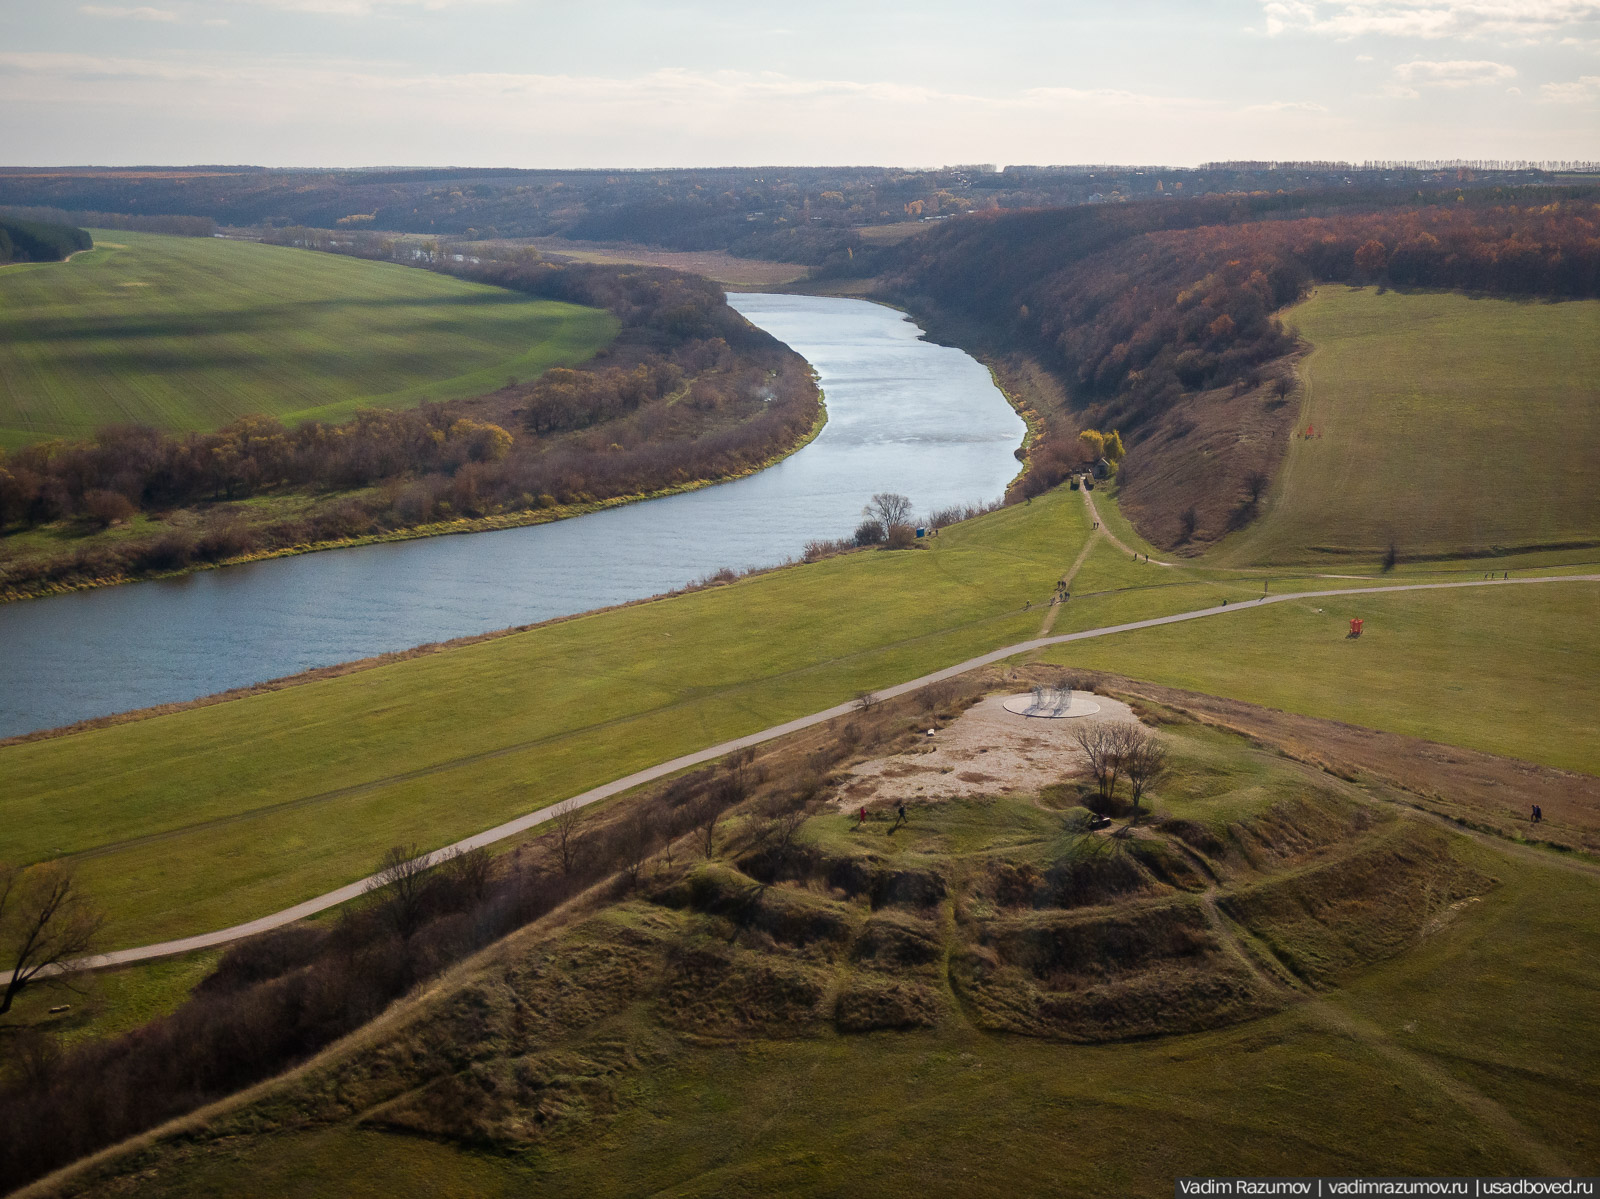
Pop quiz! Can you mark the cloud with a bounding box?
[1393,57,1519,84]
[222,0,504,12]
[1261,1,1600,40]
[1242,98,1333,110]
[0,54,1355,168]
[79,4,178,19]
[1540,72,1600,97]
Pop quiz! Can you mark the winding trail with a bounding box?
[1079,485,1174,566]
[70,571,1600,973]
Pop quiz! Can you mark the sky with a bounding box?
[0,0,1596,168]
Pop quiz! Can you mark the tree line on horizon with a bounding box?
[0,162,1584,269]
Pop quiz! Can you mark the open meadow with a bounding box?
[1212,286,1600,566]
[0,231,616,448]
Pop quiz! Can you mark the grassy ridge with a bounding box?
[1215,286,1600,565]
[0,232,616,448]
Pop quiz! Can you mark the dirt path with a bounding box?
[67,571,1600,972]
[1033,490,1105,640]
[1080,485,1175,567]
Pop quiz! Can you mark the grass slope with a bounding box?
[0,232,616,448]
[1213,286,1600,565]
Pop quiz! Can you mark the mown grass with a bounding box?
[0,232,616,448]
[1044,578,1600,775]
[1213,286,1600,566]
[4,951,220,1053]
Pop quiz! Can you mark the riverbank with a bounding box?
[0,293,1028,739]
[0,394,828,606]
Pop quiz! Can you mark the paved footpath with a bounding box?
[72,572,1600,972]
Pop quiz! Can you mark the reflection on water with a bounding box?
[0,294,1025,738]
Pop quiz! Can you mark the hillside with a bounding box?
[0,231,615,448]
[868,191,1600,554]
[0,240,822,599]
[20,685,1600,1197]
[1195,287,1600,564]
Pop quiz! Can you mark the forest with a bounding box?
[0,162,1587,267]
[0,254,819,596]
[0,216,92,265]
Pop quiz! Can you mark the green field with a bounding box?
[1045,576,1600,775]
[1213,286,1600,566]
[0,231,617,448]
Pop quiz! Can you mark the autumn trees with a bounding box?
[0,253,822,596]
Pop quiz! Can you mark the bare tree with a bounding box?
[617,813,654,887]
[1104,722,1143,801]
[550,805,585,876]
[1121,729,1170,824]
[1,863,103,1016]
[440,845,493,905]
[368,844,433,939]
[726,747,757,796]
[855,689,878,712]
[1244,471,1269,504]
[866,492,913,533]
[693,793,723,859]
[1071,721,1118,800]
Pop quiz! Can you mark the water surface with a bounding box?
[0,294,1025,738]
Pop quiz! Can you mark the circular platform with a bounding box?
[1001,691,1101,719]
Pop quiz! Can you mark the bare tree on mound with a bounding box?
[0,863,103,1016]
[1122,730,1170,825]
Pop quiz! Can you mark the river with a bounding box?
[0,294,1026,739]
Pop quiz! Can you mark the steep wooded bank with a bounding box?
[863,189,1600,549]
[0,257,820,599]
[0,217,91,265]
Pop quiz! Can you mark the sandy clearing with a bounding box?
[836,692,1140,808]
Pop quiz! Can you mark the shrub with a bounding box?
[80,489,133,529]
[853,518,885,546]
